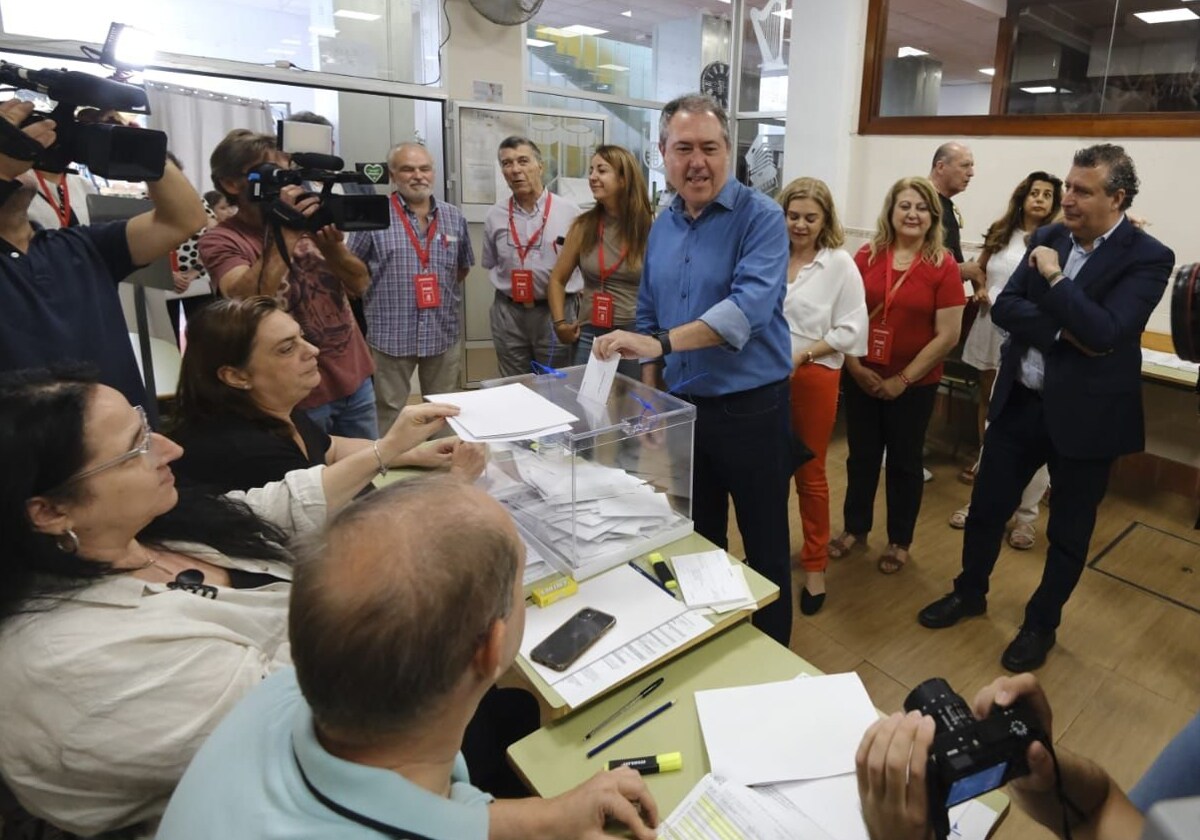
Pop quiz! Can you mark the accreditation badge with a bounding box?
[415,274,441,309]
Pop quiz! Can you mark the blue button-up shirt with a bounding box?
[636,179,791,397]
[1017,215,1124,390]
[349,195,474,358]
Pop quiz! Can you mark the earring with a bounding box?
[55,528,80,554]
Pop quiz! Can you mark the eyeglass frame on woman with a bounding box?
[58,405,153,487]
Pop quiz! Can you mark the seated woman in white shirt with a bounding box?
[778,178,868,615]
[0,368,457,838]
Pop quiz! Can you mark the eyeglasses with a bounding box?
[61,406,153,486]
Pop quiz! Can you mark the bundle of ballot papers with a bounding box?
[425,383,579,443]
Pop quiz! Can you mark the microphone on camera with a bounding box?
[290,152,344,171]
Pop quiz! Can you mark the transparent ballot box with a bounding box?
[480,367,695,581]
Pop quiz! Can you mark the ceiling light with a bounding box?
[1134,8,1198,23]
[979,67,995,76]
[773,8,792,19]
[897,46,928,57]
[526,38,554,47]
[598,63,629,71]
[1021,85,1058,94]
[717,0,731,4]
[621,9,632,16]
[333,10,382,21]
[560,24,608,36]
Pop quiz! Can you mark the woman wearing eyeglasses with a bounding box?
[0,368,457,837]
[170,296,479,494]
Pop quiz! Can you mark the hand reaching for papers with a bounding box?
[489,768,659,840]
[594,329,660,361]
[855,711,937,840]
[449,440,487,482]
[376,402,459,464]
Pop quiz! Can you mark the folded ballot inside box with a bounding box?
[480,367,695,581]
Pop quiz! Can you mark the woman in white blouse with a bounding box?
[0,370,455,837]
[778,178,868,615]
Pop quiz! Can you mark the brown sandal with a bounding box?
[828,532,866,560]
[877,544,909,574]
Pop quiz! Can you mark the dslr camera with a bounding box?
[247,151,389,233]
[904,677,1048,840]
[0,60,167,181]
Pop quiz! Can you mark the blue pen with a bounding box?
[586,699,677,758]
[629,561,674,597]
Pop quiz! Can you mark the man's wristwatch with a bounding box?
[652,329,673,357]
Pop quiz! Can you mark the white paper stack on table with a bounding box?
[685,673,1002,840]
[671,549,755,612]
[426,383,578,442]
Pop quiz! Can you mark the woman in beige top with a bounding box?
[548,144,653,378]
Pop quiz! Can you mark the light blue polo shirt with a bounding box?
[158,669,492,839]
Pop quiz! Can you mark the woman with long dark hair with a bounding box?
[832,177,965,574]
[0,368,454,836]
[547,144,654,378]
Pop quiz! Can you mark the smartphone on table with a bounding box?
[530,607,617,671]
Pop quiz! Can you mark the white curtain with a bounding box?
[144,81,275,198]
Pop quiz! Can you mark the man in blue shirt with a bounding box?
[160,477,659,840]
[595,93,796,645]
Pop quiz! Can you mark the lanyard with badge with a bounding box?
[34,171,73,228]
[591,218,627,328]
[394,194,441,309]
[507,193,552,303]
[865,251,914,366]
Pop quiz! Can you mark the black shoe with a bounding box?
[1001,626,1056,672]
[917,592,986,629]
[799,587,826,616]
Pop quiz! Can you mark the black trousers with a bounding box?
[686,378,795,646]
[841,376,937,546]
[955,383,1113,631]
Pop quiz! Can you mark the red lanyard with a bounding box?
[595,218,628,292]
[393,194,439,269]
[34,172,72,228]
[879,250,915,325]
[508,193,553,266]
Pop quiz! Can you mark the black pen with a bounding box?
[583,677,664,741]
[586,699,676,759]
[628,561,673,597]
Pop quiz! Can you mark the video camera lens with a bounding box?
[904,677,976,734]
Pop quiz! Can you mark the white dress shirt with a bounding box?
[481,189,583,296]
[0,467,327,837]
[783,247,869,369]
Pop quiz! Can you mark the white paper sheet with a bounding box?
[672,549,754,609]
[695,673,879,785]
[427,383,578,440]
[578,351,619,405]
[519,564,688,682]
[658,774,835,840]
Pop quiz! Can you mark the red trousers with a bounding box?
[789,363,842,573]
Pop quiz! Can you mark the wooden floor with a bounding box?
[722,415,1200,839]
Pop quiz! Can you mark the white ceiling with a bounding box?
[531,0,735,45]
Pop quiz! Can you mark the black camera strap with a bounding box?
[291,746,438,840]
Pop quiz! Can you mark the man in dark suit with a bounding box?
[918,144,1174,671]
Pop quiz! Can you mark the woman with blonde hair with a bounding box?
[548,144,653,377]
[778,177,867,614]
[831,176,965,574]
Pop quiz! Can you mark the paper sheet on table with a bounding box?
[672,549,754,609]
[427,383,578,440]
[772,774,1001,840]
[658,773,835,840]
[578,351,619,405]
[695,673,878,785]
[519,564,687,682]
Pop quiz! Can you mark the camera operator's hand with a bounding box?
[279,184,320,219]
[0,100,55,180]
[971,674,1055,795]
[312,223,345,251]
[855,711,937,840]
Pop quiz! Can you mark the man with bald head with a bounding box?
[350,144,474,428]
[929,141,985,295]
[160,477,659,840]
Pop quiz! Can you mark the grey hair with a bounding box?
[658,93,731,148]
[388,141,432,166]
[1073,144,1139,210]
[497,136,543,165]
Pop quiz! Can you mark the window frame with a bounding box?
[859,0,1200,138]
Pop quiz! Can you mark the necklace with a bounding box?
[133,545,160,571]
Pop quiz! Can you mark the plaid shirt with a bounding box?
[348,195,474,358]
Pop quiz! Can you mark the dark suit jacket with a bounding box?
[990,217,1174,460]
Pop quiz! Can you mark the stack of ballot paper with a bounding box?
[671,549,755,611]
[426,383,578,442]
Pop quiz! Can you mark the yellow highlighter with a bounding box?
[606,752,683,775]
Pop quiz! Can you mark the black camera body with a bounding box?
[905,678,1047,840]
[0,61,167,181]
[246,153,388,233]
[1170,263,1199,364]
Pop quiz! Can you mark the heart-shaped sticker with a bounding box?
[363,163,385,183]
